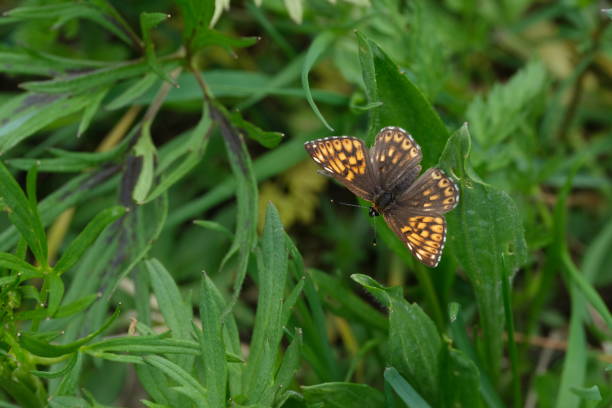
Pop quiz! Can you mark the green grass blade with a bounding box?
[301,31,336,131]
[384,367,431,408]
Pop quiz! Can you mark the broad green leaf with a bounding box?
[228,109,283,148]
[0,93,92,154]
[384,367,430,408]
[302,31,336,131]
[54,206,126,275]
[387,292,441,404]
[77,87,109,137]
[20,60,154,94]
[438,348,480,408]
[356,31,448,168]
[20,308,120,357]
[0,374,45,407]
[439,124,527,380]
[243,203,289,405]
[46,273,65,317]
[302,382,385,408]
[0,161,48,266]
[199,273,227,408]
[2,3,132,45]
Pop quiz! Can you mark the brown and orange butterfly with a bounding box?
[304,126,459,267]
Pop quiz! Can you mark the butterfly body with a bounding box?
[304,126,459,267]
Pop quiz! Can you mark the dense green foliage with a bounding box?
[0,1,611,407]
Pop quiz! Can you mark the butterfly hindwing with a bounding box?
[370,126,422,190]
[397,168,459,214]
[384,212,447,267]
[304,136,376,201]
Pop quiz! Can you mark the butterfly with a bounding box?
[304,126,459,267]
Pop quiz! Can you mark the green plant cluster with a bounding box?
[0,1,610,407]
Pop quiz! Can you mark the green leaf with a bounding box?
[356,31,448,168]
[176,0,214,44]
[0,161,48,266]
[132,126,157,203]
[0,93,93,155]
[386,290,441,404]
[140,12,175,85]
[438,348,480,408]
[218,108,258,313]
[274,328,303,405]
[31,353,78,379]
[146,259,193,340]
[2,3,132,45]
[302,31,336,131]
[143,355,207,407]
[570,386,601,401]
[54,206,126,275]
[106,73,158,110]
[302,383,385,408]
[384,367,431,408]
[20,308,120,357]
[7,137,131,173]
[20,60,154,94]
[283,0,304,24]
[46,273,65,317]
[439,124,527,380]
[54,294,98,319]
[0,252,40,276]
[311,270,388,332]
[191,29,259,53]
[228,110,284,148]
[243,203,289,405]
[199,273,227,408]
[193,220,233,239]
[142,103,212,204]
[77,87,109,137]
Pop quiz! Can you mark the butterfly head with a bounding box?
[368,207,379,217]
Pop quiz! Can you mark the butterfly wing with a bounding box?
[395,168,459,214]
[383,211,447,267]
[304,136,376,201]
[370,126,422,191]
[382,168,459,267]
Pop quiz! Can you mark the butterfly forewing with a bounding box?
[397,168,459,214]
[384,213,447,267]
[304,136,376,201]
[371,126,422,190]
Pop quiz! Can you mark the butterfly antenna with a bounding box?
[372,218,378,247]
[329,199,369,210]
